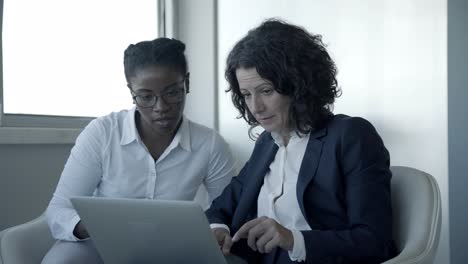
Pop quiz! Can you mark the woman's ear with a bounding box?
[185,72,190,94]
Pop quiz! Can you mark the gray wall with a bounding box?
[448,0,468,262]
[0,144,72,231]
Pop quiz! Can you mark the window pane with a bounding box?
[3,0,158,117]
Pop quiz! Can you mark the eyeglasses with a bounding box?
[131,75,188,108]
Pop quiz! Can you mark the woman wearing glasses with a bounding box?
[42,38,236,263]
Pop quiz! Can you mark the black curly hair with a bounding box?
[124,38,189,90]
[225,18,341,136]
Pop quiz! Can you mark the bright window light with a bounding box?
[2,0,158,117]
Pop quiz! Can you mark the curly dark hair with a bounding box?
[225,18,341,135]
[123,38,189,90]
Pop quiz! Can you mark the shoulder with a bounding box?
[79,109,130,141]
[186,119,230,150]
[92,109,130,128]
[325,114,387,157]
[186,119,215,134]
[186,119,217,141]
[327,114,379,138]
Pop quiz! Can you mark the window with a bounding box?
[1,0,161,128]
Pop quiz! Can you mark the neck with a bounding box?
[279,128,292,146]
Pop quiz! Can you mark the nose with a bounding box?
[152,96,170,112]
[249,95,265,115]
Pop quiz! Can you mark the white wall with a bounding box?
[217,0,449,263]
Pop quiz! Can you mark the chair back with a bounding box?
[0,214,54,264]
[383,166,442,264]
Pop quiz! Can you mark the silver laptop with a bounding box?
[70,197,245,264]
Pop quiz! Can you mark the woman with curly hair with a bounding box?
[206,19,397,264]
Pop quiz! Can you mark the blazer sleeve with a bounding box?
[303,117,394,261]
[205,132,274,227]
[205,162,249,226]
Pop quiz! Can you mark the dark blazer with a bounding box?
[206,115,397,264]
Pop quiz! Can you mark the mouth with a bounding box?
[152,117,176,126]
[257,116,274,121]
[152,116,175,122]
[153,118,171,122]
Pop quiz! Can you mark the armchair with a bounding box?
[382,166,442,264]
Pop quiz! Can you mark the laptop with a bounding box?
[70,196,245,264]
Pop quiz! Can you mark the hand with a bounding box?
[232,216,294,254]
[73,221,90,239]
[212,227,233,255]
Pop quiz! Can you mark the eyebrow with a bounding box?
[240,83,273,92]
[132,89,153,94]
[132,79,184,94]
[162,79,184,90]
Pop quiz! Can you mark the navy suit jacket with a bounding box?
[206,115,397,264]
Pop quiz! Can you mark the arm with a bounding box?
[45,120,104,241]
[303,117,393,261]
[206,133,278,263]
[205,132,274,225]
[204,131,237,204]
[205,163,249,255]
[205,164,247,226]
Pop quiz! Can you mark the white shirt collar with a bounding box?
[120,107,139,146]
[271,130,308,147]
[120,107,191,152]
[175,116,192,152]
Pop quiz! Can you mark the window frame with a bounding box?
[0,0,167,138]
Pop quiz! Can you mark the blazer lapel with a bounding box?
[232,135,278,230]
[296,127,327,218]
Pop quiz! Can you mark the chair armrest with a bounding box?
[0,214,55,264]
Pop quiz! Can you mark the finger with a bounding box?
[213,229,226,246]
[255,230,275,253]
[232,217,266,242]
[232,218,263,242]
[264,234,281,253]
[246,217,278,252]
[222,234,233,255]
[216,234,223,246]
[246,221,269,251]
[247,228,258,251]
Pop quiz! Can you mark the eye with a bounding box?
[138,94,154,102]
[241,92,251,99]
[261,88,273,95]
[165,89,182,98]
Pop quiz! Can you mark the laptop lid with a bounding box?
[70,197,228,264]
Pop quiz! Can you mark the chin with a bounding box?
[153,124,178,135]
[260,124,276,133]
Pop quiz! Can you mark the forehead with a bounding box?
[235,67,270,90]
[130,65,183,92]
